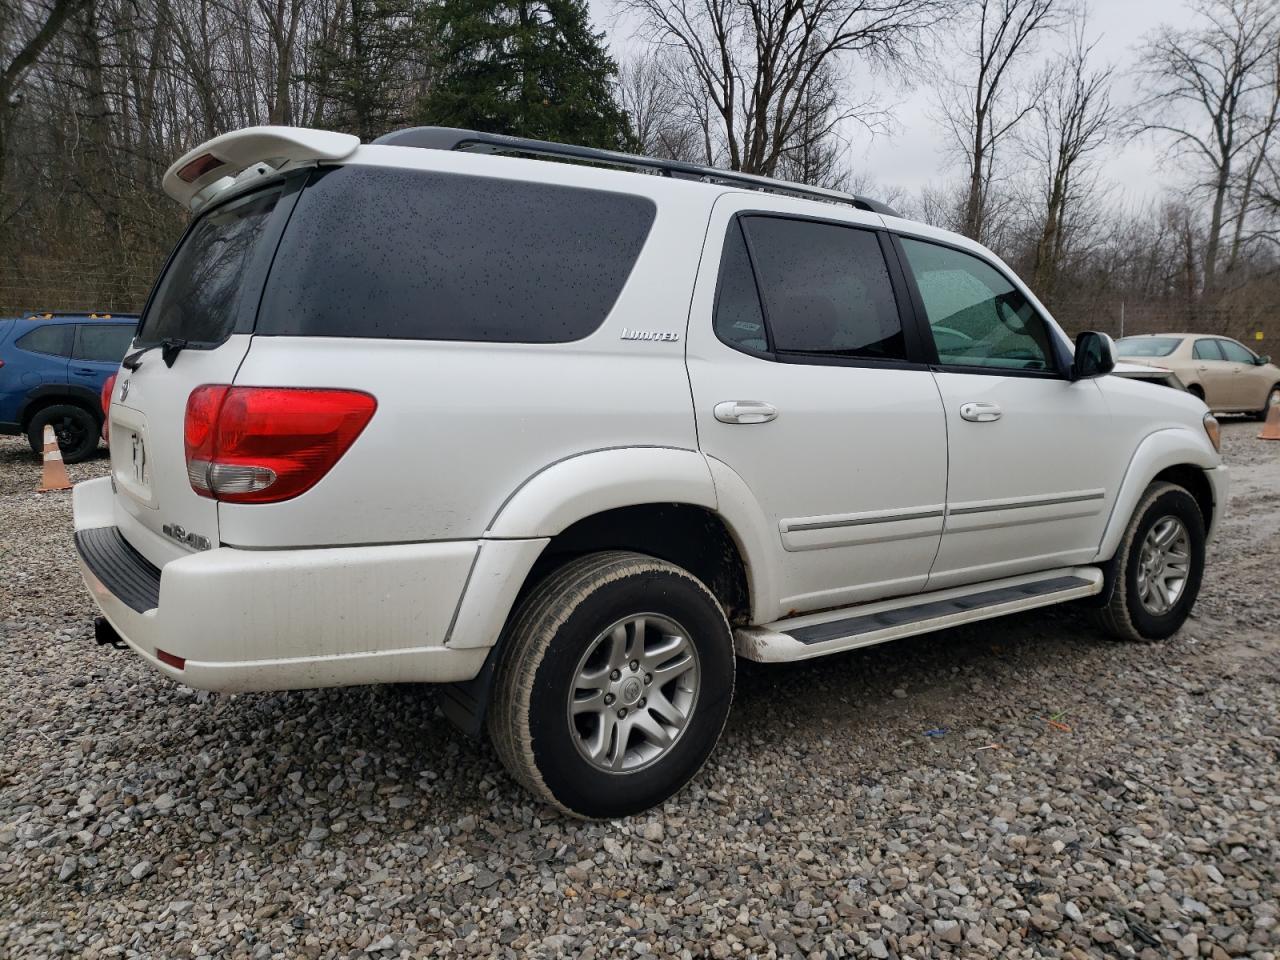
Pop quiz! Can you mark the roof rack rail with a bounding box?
[17,310,140,319]
[372,127,902,218]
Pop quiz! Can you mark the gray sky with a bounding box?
[587,0,1190,208]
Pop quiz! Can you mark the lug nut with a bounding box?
[618,707,628,718]
[610,669,621,681]
[604,693,615,705]
[638,697,647,708]
[630,660,639,671]
[644,673,652,684]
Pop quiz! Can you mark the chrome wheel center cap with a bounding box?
[618,677,644,706]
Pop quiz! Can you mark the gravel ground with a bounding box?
[1,422,1277,960]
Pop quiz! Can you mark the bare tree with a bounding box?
[619,0,948,177]
[616,50,704,160]
[0,0,91,199]
[1229,36,1279,259]
[1135,0,1278,293]
[1024,18,1113,300]
[938,0,1067,242]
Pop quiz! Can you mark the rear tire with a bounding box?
[27,404,99,464]
[1092,482,1205,642]
[488,551,735,819]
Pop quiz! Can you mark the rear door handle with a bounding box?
[959,401,1002,423]
[72,367,97,377]
[714,401,777,424]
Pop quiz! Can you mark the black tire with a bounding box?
[1253,384,1280,421]
[488,551,735,819]
[1092,481,1206,642]
[26,404,99,464]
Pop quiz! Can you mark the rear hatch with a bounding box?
[108,177,301,566]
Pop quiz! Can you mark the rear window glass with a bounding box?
[17,324,74,357]
[75,323,137,362]
[257,166,656,343]
[138,187,282,345]
[1117,336,1182,357]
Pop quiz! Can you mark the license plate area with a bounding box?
[109,405,156,507]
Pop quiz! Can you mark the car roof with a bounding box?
[3,312,138,324]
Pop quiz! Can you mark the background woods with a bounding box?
[1,0,1278,345]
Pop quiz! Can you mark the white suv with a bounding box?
[74,126,1228,818]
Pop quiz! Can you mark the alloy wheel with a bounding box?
[567,613,700,773]
[1136,516,1191,616]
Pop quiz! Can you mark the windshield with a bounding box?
[136,186,283,346]
[1117,336,1182,358]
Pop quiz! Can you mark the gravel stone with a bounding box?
[2,423,1279,958]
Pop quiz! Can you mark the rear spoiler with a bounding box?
[163,126,360,212]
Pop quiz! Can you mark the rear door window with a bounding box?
[74,324,137,363]
[17,324,74,357]
[736,216,906,361]
[258,166,656,343]
[1193,339,1224,360]
[137,186,284,346]
[713,221,769,353]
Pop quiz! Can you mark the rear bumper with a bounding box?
[72,477,490,692]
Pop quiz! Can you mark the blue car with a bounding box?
[0,312,138,462]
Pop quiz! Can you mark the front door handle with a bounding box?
[959,401,1002,423]
[714,400,777,424]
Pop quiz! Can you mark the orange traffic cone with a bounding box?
[37,425,72,492]
[1261,402,1280,441]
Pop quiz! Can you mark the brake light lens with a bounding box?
[184,385,376,503]
[100,374,116,440]
[176,153,225,183]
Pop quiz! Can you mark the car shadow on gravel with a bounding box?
[725,603,1119,752]
[87,603,1118,829]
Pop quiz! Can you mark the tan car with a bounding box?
[1117,334,1280,418]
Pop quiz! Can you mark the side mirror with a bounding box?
[1071,331,1116,380]
[1256,354,1271,365]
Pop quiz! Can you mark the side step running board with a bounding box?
[735,567,1103,663]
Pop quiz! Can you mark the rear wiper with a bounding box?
[121,337,188,370]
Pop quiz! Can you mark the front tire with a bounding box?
[488,551,735,818]
[1093,482,1206,641]
[1254,384,1280,421]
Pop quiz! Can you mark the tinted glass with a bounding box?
[1117,336,1182,357]
[741,217,904,359]
[1219,339,1255,363]
[714,221,768,353]
[17,323,73,357]
[1193,339,1224,360]
[259,167,656,342]
[75,323,136,362]
[900,238,1054,372]
[139,187,282,344]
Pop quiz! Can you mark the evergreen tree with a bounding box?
[417,0,632,149]
[309,0,428,141]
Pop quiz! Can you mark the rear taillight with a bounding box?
[184,385,376,504]
[100,374,116,441]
